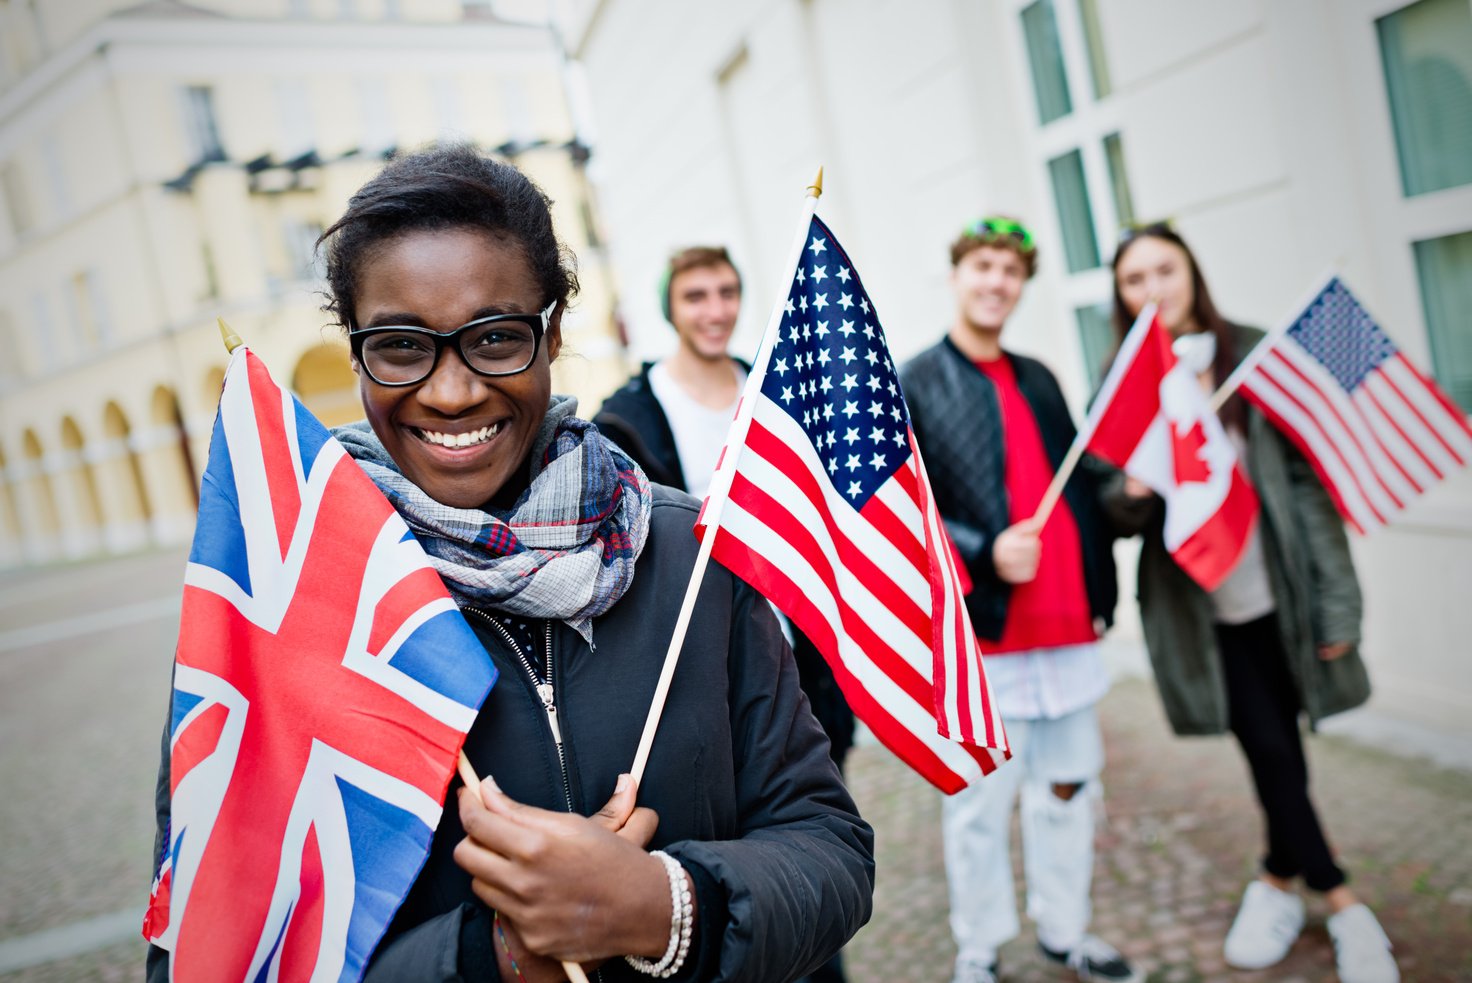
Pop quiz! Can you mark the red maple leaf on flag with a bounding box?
[1171,420,1213,485]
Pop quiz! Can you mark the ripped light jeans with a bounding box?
[941,704,1104,967]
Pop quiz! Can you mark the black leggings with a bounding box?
[1215,615,1346,893]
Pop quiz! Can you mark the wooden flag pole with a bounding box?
[214,320,591,982]
[625,167,825,786]
[1030,439,1088,530]
[455,754,593,983]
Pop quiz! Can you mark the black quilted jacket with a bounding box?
[900,337,1117,642]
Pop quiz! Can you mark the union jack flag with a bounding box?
[696,215,1009,794]
[1237,277,1472,533]
[143,347,497,982]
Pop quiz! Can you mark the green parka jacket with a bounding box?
[1101,325,1371,736]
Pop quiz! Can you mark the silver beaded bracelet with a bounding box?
[624,850,693,978]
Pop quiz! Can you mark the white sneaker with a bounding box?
[1327,904,1399,983]
[1223,879,1305,969]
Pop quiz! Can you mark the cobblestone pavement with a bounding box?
[842,679,1472,983]
[2,549,1470,981]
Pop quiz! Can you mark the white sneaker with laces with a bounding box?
[1327,904,1399,983]
[1223,879,1305,969]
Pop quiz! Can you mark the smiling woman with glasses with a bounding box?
[145,143,873,983]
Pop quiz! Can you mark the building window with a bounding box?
[1413,229,1472,411]
[1020,0,1072,125]
[432,77,465,142]
[1103,132,1134,230]
[1048,149,1100,273]
[357,77,394,154]
[503,78,535,146]
[1,159,33,236]
[69,270,112,348]
[1377,0,1472,197]
[275,80,315,160]
[283,220,326,281]
[200,242,220,300]
[41,136,69,218]
[1077,0,1111,100]
[181,85,226,164]
[30,292,57,370]
[0,310,21,382]
[1075,302,1114,390]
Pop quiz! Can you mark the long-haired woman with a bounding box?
[1104,224,1396,983]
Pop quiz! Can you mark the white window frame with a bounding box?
[1004,0,1131,360]
[1343,0,1472,378]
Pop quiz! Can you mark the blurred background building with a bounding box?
[560,0,1472,735]
[0,0,625,568]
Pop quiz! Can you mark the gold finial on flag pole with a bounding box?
[807,166,824,198]
[218,317,243,354]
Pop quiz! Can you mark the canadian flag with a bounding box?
[1083,306,1259,591]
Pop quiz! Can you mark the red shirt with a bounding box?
[974,356,1097,653]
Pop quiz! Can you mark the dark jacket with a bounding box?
[900,337,1118,642]
[593,360,752,491]
[149,487,874,983]
[594,360,853,764]
[1101,324,1369,736]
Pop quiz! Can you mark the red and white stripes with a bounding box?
[703,399,1007,794]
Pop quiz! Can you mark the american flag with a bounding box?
[695,215,1009,794]
[1237,277,1472,534]
[144,348,497,982]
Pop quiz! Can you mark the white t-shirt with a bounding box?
[1210,428,1276,625]
[647,360,745,499]
[985,643,1110,722]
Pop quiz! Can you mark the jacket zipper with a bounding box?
[466,611,574,814]
[465,615,603,983]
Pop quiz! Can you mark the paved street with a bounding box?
[1,547,1469,981]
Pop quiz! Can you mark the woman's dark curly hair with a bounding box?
[317,143,578,330]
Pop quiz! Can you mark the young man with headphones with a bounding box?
[594,245,747,497]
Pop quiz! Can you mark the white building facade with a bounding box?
[568,0,1472,735]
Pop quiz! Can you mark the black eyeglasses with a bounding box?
[349,301,557,387]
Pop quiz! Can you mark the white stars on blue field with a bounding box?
[761,216,911,503]
[1288,278,1398,393]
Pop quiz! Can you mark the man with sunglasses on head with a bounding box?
[900,218,1134,983]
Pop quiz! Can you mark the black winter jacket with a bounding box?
[148,487,874,982]
[593,360,753,491]
[900,338,1117,642]
[593,362,853,765]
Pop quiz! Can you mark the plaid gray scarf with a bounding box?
[334,395,651,644]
